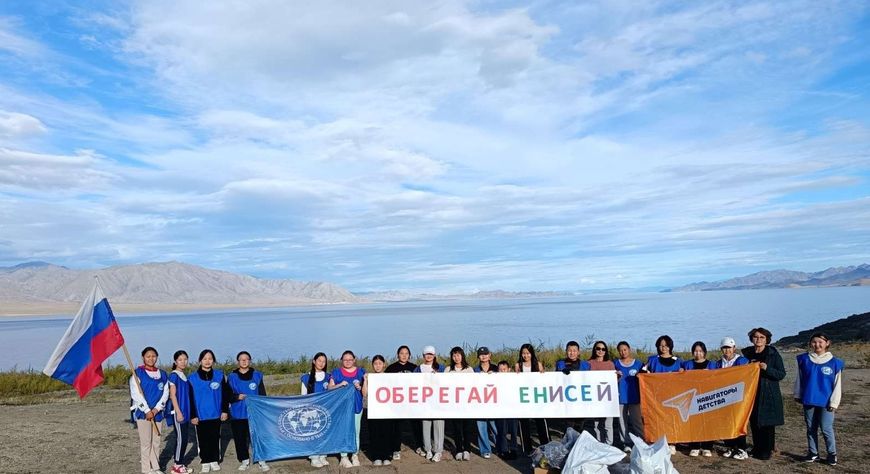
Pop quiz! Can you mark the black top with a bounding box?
[385,361,418,373]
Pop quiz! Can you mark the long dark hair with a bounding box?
[449,346,469,370]
[171,350,188,370]
[307,352,327,394]
[590,340,611,361]
[691,341,708,358]
[518,343,541,372]
[655,335,674,356]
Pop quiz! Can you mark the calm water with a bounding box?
[2,287,869,371]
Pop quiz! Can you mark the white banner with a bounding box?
[367,372,619,419]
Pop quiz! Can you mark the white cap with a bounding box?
[422,345,436,355]
[720,337,737,348]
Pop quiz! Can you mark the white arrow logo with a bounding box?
[662,382,745,422]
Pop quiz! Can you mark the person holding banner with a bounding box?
[741,327,785,461]
[682,341,715,457]
[515,343,551,454]
[444,346,477,461]
[495,360,521,459]
[130,346,169,474]
[228,351,270,472]
[300,352,331,468]
[414,345,445,462]
[385,345,421,461]
[615,341,643,453]
[644,335,683,374]
[555,341,590,433]
[587,341,616,446]
[189,349,231,473]
[474,346,498,460]
[328,350,366,468]
[794,332,843,466]
[363,355,394,466]
[166,350,194,474]
[715,337,750,460]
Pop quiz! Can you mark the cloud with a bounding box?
[0,111,46,138]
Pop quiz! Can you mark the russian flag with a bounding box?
[43,282,125,398]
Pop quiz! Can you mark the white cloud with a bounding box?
[0,111,46,138]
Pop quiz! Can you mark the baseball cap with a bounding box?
[422,345,436,355]
[720,337,737,348]
[477,346,491,356]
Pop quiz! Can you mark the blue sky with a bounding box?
[1,0,869,292]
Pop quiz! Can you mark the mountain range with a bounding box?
[670,264,870,292]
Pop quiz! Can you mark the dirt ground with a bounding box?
[2,352,867,474]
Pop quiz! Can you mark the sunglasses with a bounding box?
[594,347,606,351]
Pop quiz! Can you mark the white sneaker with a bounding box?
[210,462,221,472]
[257,461,269,472]
[383,460,391,466]
[425,451,433,460]
[238,459,250,471]
[392,451,401,460]
[416,448,426,457]
[702,449,713,457]
[722,449,733,458]
[624,446,633,454]
[463,451,471,461]
[340,456,353,468]
[668,445,676,455]
[351,454,360,467]
[201,464,211,473]
[455,452,463,461]
[483,452,491,459]
[373,460,383,466]
[310,457,324,468]
[689,449,700,457]
[432,452,442,463]
[319,455,330,466]
[733,449,749,460]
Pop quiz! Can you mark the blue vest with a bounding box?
[797,353,844,407]
[133,367,167,422]
[164,371,191,424]
[646,355,681,373]
[228,370,263,420]
[189,369,224,421]
[330,367,366,414]
[555,359,591,372]
[300,372,329,394]
[616,359,644,405]
[714,355,749,369]
[680,359,715,371]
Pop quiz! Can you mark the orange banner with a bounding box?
[639,364,759,443]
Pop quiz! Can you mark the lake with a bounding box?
[2,287,869,371]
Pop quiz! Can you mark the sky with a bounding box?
[0,1,869,292]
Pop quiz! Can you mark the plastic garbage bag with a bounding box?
[532,426,584,469]
[561,430,626,474]
[628,433,679,474]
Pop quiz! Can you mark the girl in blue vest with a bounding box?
[644,335,683,374]
[682,341,715,457]
[300,352,330,468]
[794,332,844,466]
[715,337,750,460]
[166,350,193,474]
[130,346,169,474]
[189,349,231,473]
[228,351,269,472]
[328,350,366,468]
[615,341,643,453]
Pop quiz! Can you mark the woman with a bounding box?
[615,341,643,453]
[794,332,843,466]
[474,346,498,460]
[189,349,230,473]
[414,345,445,462]
[681,341,714,457]
[328,350,366,468]
[644,335,682,374]
[385,345,421,460]
[301,352,330,468]
[166,350,193,474]
[515,343,550,453]
[227,351,269,471]
[444,346,477,461]
[741,327,785,461]
[130,346,169,474]
[363,355,393,466]
[587,341,616,446]
[715,337,750,460]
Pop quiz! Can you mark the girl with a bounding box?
[227,351,269,472]
[414,345,445,462]
[495,360,520,459]
[362,355,393,466]
[587,341,615,446]
[300,352,330,468]
[385,345,421,460]
[515,343,550,453]
[644,335,682,374]
[615,341,644,453]
[741,327,785,461]
[794,332,843,466]
[716,336,750,460]
[681,341,714,457]
[166,350,193,474]
[189,349,230,473]
[443,346,477,461]
[131,346,169,474]
[328,350,366,468]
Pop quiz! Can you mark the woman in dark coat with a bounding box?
[741,327,786,460]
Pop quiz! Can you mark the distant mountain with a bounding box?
[357,289,573,302]
[0,261,363,305]
[670,264,870,292]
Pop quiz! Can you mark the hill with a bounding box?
[670,264,870,291]
[775,311,870,347]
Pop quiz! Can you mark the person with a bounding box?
[166,350,193,474]
[188,349,231,473]
[555,340,591,433]
[515,343,550,453]
[414,345,445,462]
[227,351,269,472]
[363,355,393,466]
[644,335,682,374]
[681,341,715,457]
[130,346,169,474]
[474,346,498,460]
[494,360,520,459]
[794,332,843,466]
[444,346,477,461]
[300,352,331,468]
[715,337,750,460]
[741,327,785,461]
[329,350,366,468]
[385,345,421,460]
[615,341,643,453]
[586,341,616,446]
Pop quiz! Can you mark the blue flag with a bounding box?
[246,386,357,461]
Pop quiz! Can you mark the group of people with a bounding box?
[129,327,844,474]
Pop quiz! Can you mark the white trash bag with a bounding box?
[627,433,679,474]
[561,430,626,474]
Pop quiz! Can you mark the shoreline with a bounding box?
[0,300,359,318]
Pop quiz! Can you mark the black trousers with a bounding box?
[391,418,423,452]
[368,418,394,461]
[724,435,747,450]
[230,419,251,462]
[519,418,550,453]
[750,409,776,458]
[172,419,191,464]
[196,419,222,463]
[449,419,477,453]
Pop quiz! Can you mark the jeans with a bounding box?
[803,405,836,456]
[495,419,519,454]
[476,420,497,455]
[617,404,643,447]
